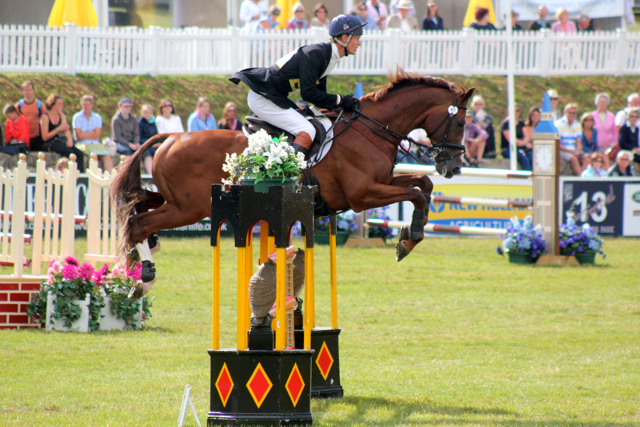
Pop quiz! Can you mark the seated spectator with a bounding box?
[155,99,184,134]
[548,89,560,120]
[386,0,418,32]
[55,157,68,173]
[366,0,389,30]
[614,92,640,134]
[310,3,330,29]
[580,112,608,169]
[218,102,244,130]
[356,2,377,28]
[469,7,496,31]
[239,0,268,30]
[422,1,443,31]
[529,5,551,30]
[592,93,616,156]
[470,95,496,158]
[580,152,607,178]
[258,5,280,30]
[617,108,640,164]
[286,3,309,30]
[576,13,594,32]
[111,98,140,156]
[607,150,635,177]
[3,104,30,154]
[139,105,159,175]
[464,109,487,166]
[73,95,113,172]
[503,10,523,30]
[187,97,217,132]
[523,107,540,146]
[16,80,46,150]
[555,103,589,175]
[552,8,576,34]
[40,94,85,172]
[501,104,532,170]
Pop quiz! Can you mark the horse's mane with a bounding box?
[366,69,462,102]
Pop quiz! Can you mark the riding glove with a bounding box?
[340,95,358,111]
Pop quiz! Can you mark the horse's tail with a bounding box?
[112,133,170,265]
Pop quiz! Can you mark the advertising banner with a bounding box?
[499,0,624,21]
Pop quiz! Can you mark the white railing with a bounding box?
[1,25,640,76]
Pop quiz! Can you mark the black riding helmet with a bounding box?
[329,15,366,57]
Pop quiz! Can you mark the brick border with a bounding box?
[0,281,42,329]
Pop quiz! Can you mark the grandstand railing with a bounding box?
[1,25,639,76]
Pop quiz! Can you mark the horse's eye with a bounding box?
[456,121,465,128]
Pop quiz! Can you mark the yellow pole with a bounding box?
[212,227,221,350]
[275,247,287,350]
[330,233,338,329]
[245,230,253,338]
[268,235,275,257]
[259,220,269,264]
[237,246,247,351]
[304,236,314,350]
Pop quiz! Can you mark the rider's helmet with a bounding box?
[329,14,366,38]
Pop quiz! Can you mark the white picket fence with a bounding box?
[1,24,640,76]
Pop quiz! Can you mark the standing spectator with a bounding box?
[40,94,85,172]
[258,6,281,30]
[111,97,140,156]
[614,92,640,134]
[617,108,640,164]
[155,99,184,134]
[576,13,594,32]
[386,0,418,31]
[187,97,217,132]
[470,95,496,158]
[503,10,523,30]
[501,104,532,170]
[464,110,487,167]
[547,89,560,120]
[607,150,635,177]
[555,103,589,175]
[523,107,541,147]
[469,7,496,31]
[389,0,415,16]
[73,95,113,172]
[286,3,309,30]
[218,102,244,131]
[580,112,607,168]
[591,93,616,155]
[366,0,389,30]
[239,0,268,30]
[552,8,576,34]
[422,1,443,30]
[580,152,607,178]
[529,5,551,30]
[2,104,30,154]
[139,105,158,175]
[356,2,377,28]
[16,81,46,150]
[310,3,330,29]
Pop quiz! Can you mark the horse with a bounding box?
[113,70,474,298]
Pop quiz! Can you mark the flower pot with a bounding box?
[562,250,596,264]
[314,230,350,246]
[99,296,143,331]
[46,293,91,332]
[507,251,537,264]
[241,176,297,193]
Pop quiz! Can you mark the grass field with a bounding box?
[1,236,639,426]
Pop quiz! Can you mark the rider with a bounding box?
[230,14,365,155]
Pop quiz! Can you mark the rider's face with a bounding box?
[346,35,362,55]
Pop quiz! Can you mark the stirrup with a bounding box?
[291,143,309,155]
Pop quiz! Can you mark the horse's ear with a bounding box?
[460,88,476,106]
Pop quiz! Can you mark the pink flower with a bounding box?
[93,264,109,287]
[62,264,78,280]
[64,256,79,267]
[111,263,124,279]
[78,263,95,281]
[127,263,142,281]
[49,261,62,274]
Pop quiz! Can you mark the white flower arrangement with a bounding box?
[222,130,307,186]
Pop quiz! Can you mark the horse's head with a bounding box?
[429,87,475,178]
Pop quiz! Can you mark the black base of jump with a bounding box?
[295,327,343,399]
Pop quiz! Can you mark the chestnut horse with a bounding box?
[113,71,474,298]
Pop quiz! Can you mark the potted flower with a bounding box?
[101,262,153,330]
[315,211,357,245]
[559,212,605,264]
[367,206,394,242]
[496,216,547,264]
[222,130,307,192]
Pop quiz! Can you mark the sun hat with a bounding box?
[119,97,134,106]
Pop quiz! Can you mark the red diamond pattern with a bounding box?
[215,363,234,407]
[315,341,334,380]
[285,363,305,407]
[246,363,273,408]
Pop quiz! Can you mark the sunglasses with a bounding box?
[227,108,237,112]
[295,9,304,12]
[550,97,558,101]
[619,158,630,161]
[359,7,367,10]
[162,104,172,107]
[567,111,577,114]
[630,115,639,118]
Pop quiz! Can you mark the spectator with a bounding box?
[356,2,377,28]
[40,94,85,172]
[55,157,68,173]
[258,6,280,30]
[470,95,496,158]
[139,105,158,175]
[407,128,433,163]
[617,108,640,164]
[366,0,389,30]
[2,104,30,154]
[547,89,560,120]
[422,1,443,31]
[552,8,576,34]
[310,3,330,29]
[503,10,523,30]
[16,81,46,150]
[523,106,540,147]
[576,13,594,32]
[187,97,217,132]
[529,5,551,30]
[469,7,496,31]
[580,112,607,168]
[112,97,140,156]
[286,3,309,30]
[218,102,244,130]
[591,93,616,156]
[464,109,487,167]
[73,95,113,172]
[501,104,532,170]
[580,152,607,178]
[155,99,184,134]
[386,0,418,31]
[389,0,415,16]
[239,0,268,30]
[607,150,635,177]
[555,103,589,175]
[614,92,640,134]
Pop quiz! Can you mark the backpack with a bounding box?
[17,99,42,117]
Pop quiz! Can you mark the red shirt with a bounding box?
[5,115,31,146]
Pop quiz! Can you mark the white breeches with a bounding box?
[247,90,316,141]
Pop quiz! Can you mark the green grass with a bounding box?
[1,236,639,426]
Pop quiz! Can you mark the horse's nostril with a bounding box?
[453,167,461,175]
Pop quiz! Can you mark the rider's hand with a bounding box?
[340,95,358,111]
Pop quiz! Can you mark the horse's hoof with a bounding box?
[396,241,408,262]
[149,233,161,255]
[141,260,156,283]
[127,248,140,262]
[398,226,409,242]
[128,284,145,300]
